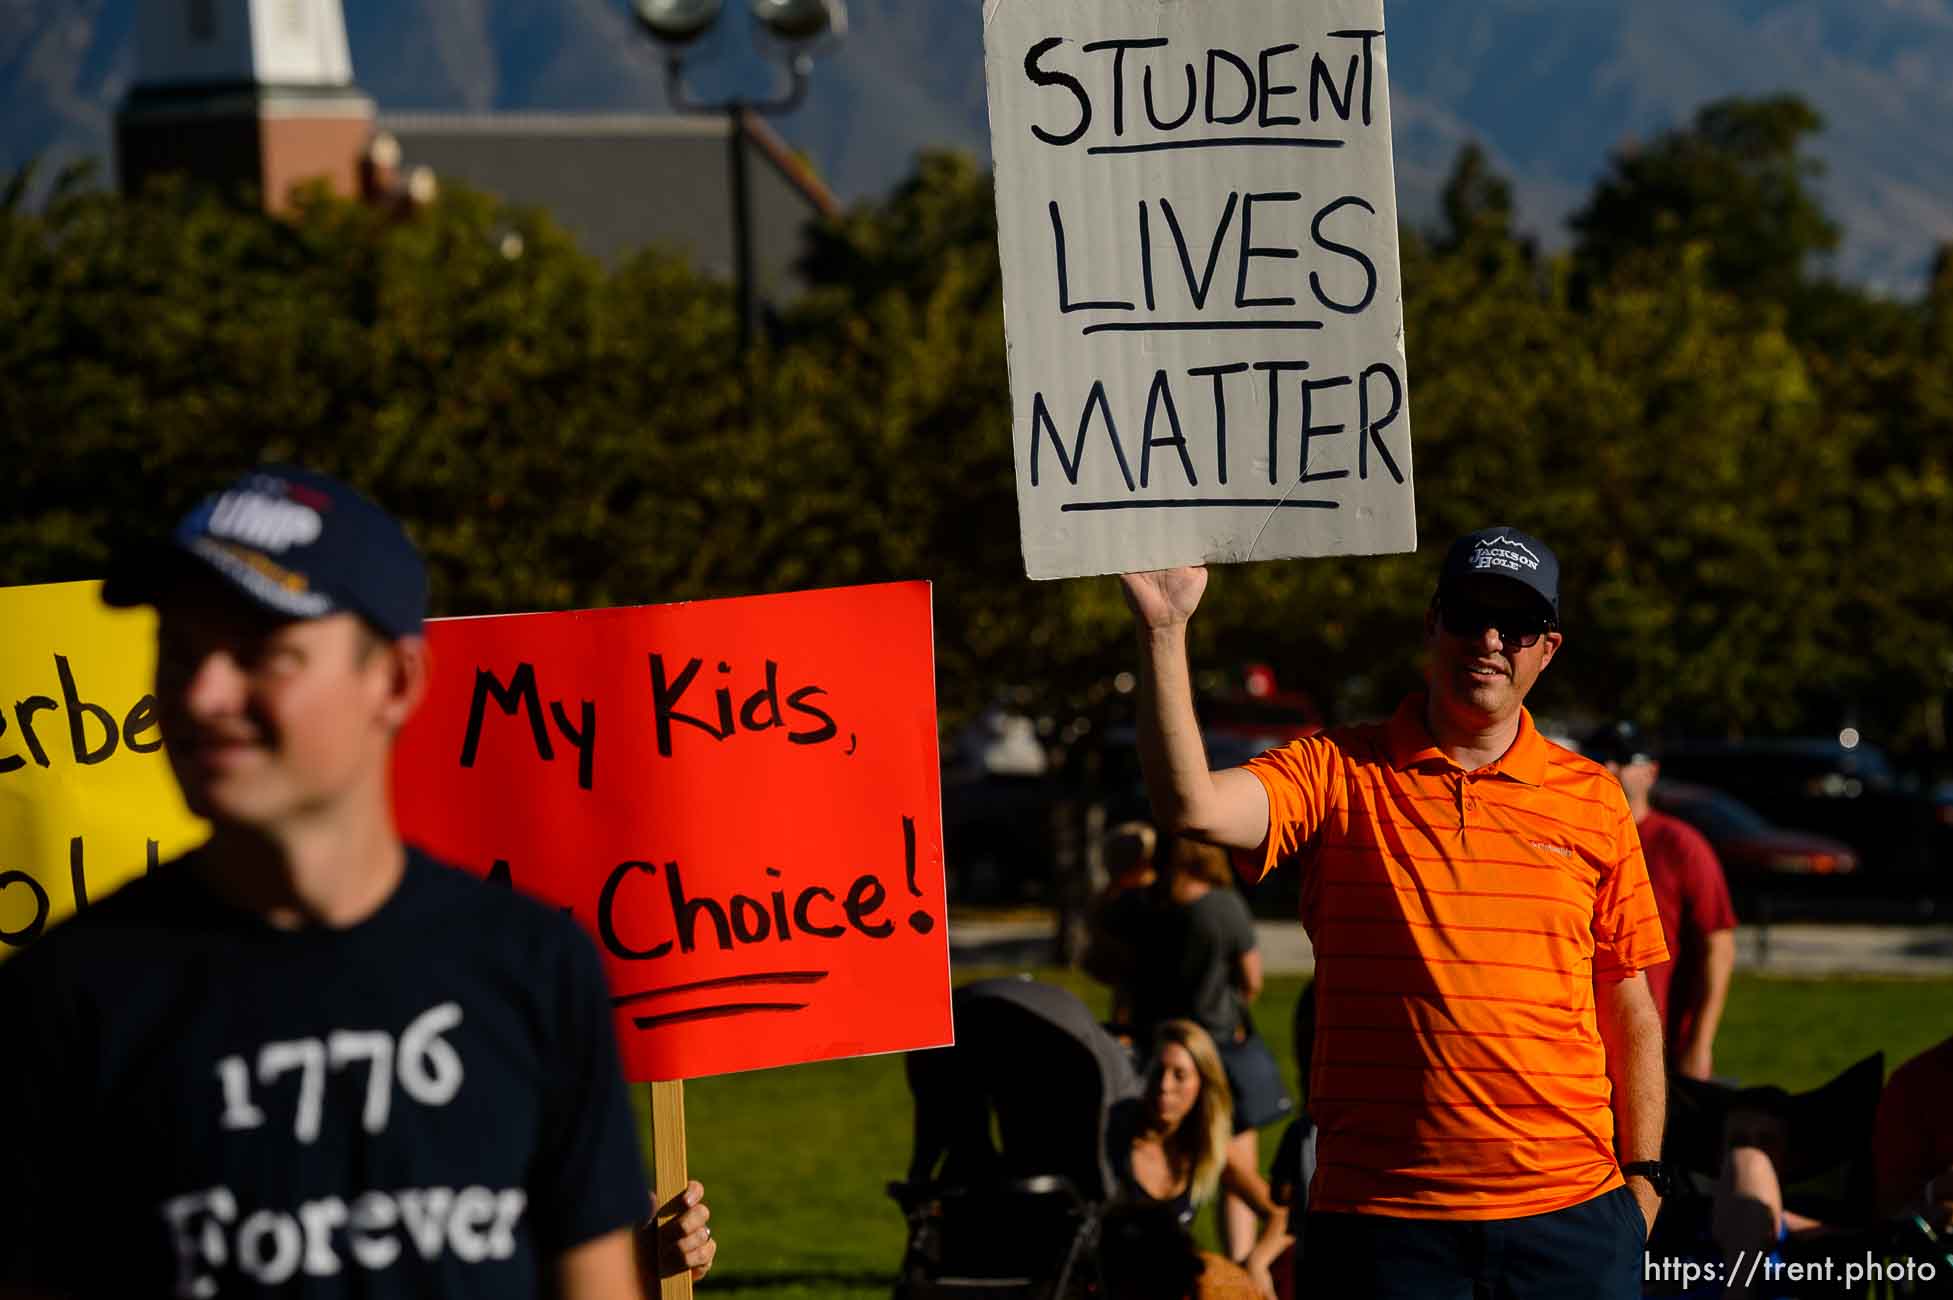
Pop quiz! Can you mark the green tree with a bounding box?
[6,135,1953,755]
[779,152,1116,712]
[1570,95,1839,307]
[1798,240,1953,749]
[1431,141,1535,273]
[0,171,740,621]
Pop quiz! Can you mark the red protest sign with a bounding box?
[391,581,952,1081]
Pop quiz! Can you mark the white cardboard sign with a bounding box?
[983,0,1416,581]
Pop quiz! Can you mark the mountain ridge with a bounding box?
[5,1,1951,289]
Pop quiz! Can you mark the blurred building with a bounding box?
[115,0,836,299]
[117,0,375,210]
[378,110,837,290]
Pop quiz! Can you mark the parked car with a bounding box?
[1656,738,1945,885]
[939,666,1327,907]
[939,775,1053,906]
[1649,781,1859,906]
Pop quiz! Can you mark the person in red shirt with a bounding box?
[1585,722,1739,1080]
[1874,1034,1953,1229]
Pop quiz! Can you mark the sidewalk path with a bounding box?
[949,914,1953,978]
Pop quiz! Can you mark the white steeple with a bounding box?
[119,0,375,210]
[133,0,355,89]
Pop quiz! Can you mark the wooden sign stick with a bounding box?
[649,1080,692,1300]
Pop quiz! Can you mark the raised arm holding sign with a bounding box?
[1121,534,1671,1300]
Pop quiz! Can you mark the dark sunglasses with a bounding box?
[1437,598,1555,649]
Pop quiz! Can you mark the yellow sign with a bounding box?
[0,580,208,954]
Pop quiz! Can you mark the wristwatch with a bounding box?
[1622,1161,1674,1197]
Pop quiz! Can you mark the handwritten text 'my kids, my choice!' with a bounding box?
[458,655,846,790]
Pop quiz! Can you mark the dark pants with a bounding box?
[1302,1186,1647,1300]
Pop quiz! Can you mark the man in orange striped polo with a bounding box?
[1121,527,1670,1299]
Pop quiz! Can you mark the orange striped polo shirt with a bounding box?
[1238,694,1669,1219]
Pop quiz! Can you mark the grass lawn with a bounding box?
[657,971,1953,1299]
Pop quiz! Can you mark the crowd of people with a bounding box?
[1083,811,1952,1299]
[1085,524,1951,1299]
[1,464,1947,1300]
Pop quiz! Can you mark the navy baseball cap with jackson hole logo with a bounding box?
[102,465,427,639]
[1435,525,1560,623]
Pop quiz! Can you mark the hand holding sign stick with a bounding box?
[645,1082,711,1297]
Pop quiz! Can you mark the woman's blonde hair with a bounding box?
[1149,1019,1234,1206]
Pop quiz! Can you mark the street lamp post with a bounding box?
[630,0,848,352]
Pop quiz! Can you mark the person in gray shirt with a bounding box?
[1120,838,1287,1260]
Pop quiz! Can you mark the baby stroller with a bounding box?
[889,977,1142,1300]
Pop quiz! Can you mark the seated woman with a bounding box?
[1109,838,1289,1259]
[1109,1021,1286,1297]
[1111,1019,1232,1226]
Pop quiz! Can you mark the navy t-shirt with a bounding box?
[0,848,649,1297]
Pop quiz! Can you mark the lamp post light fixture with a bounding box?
[630,0,848,352]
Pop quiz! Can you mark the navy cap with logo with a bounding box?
[1435,525,1560,623]
[102,465,427,639]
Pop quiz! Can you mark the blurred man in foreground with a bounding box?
[1121,526,1670,1300]
[0,466,713,1298]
